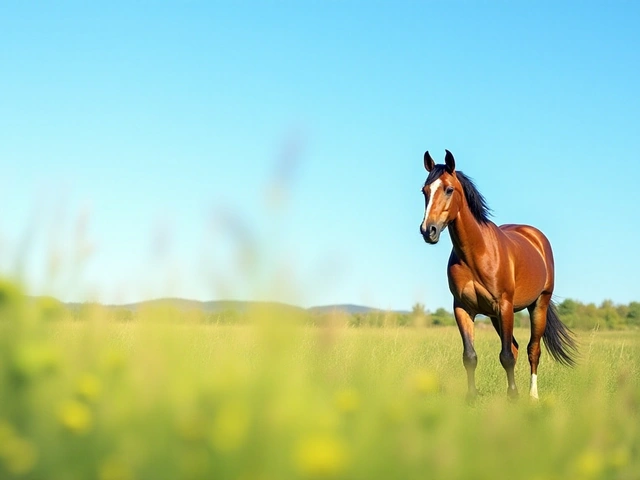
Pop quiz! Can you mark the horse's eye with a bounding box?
[445,186,454,195]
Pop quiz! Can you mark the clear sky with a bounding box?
[1,1,639,310]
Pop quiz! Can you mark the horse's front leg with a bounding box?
[498,299,518,399]
[454,303,478,400]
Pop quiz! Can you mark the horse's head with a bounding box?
[419,150,462,244]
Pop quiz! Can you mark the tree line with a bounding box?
[323,299,640,330]
[172,298,640,330]
[8,291,639,331]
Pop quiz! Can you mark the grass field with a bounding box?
[1,294,639,479]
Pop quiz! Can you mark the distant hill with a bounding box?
[308,304,385,314]
[49,298,406,315]
[113,298,307,315]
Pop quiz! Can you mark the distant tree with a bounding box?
[411,303,428,327]
[552,298,640,330]
[514,310,529,328]
[431,307,455,326]
[411,303,426,317]
[111,308,134,322]
[396,313,411,327]
[349,313,363,328]
[369,312,384,328]
[616,304,629,320]
[599,299,622,329]
[626,302,640,327]
[558,299,578,316]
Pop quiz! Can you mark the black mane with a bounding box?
[424,166,492,224]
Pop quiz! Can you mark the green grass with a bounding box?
[0,295,638,480]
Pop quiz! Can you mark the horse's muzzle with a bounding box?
[420,223,441,244]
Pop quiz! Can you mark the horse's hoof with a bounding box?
[466,391,479,405]
[507,388,519,401]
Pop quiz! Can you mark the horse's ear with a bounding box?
[444,150,456,173]
[424,151,435,172]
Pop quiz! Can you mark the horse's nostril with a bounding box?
[429,225,438,237]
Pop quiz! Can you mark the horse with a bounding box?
[419,150,576,400]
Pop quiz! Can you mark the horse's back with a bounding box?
[499,223,555,306]
[500,223,551,252]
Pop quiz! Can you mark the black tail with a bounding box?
[543,301,578,367]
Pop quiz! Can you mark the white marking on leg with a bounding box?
[529,373,539,400]
[421,179,442,232]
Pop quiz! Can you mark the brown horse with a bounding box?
[419,150,576,400]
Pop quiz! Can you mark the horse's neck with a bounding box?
[448,204,493,266]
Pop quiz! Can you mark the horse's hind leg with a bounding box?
[454,303,478,400]
[527,293,550,400]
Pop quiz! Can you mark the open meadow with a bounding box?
[4,2,640,479]
[1,288,638,480]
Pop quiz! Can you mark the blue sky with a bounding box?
[1,1,639,310]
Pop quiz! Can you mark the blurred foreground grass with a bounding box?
[0,281,638,480]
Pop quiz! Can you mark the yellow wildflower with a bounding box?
[294,435,348,477]
[574,449,604,478]
[77,373,102,402]
[410,370,440,395]
[59,400,92,434]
